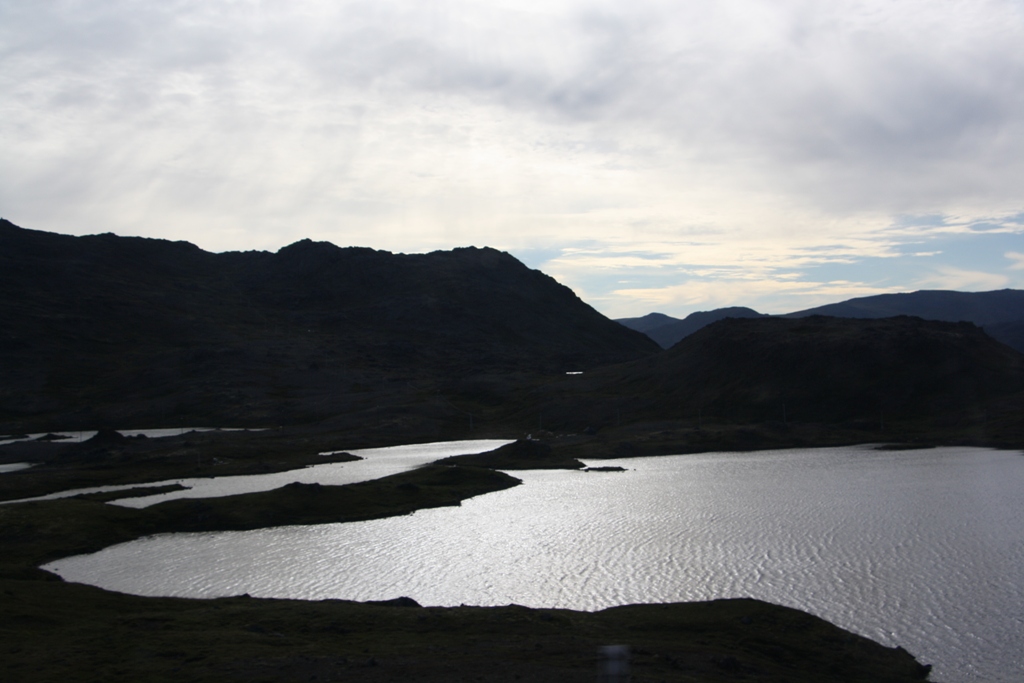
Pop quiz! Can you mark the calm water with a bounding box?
[45,445,1024,682]
[0,427,254,447]
[5,439,511,506]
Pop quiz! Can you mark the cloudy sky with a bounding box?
[3,0,1023,317]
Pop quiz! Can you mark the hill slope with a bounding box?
[786,289,1024,352]
[619,291,1024,353]
[615,312,680,334]
[0,220,658,429]
[618,307,767,349]
[785,289,1024,324]
[538,316,1024,431]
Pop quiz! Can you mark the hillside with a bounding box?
[0,220,657,430]
[534,316,1024,434]
[614,312,680,334]
[619,291,1024,353]
[785,289,1024,352]
[618,307,766,349]
[785,288,1024,324]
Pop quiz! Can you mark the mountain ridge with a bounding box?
[617,290,1024,352]
[785,288,1024,325]
[0,219,658,429]
[618,307,767,348]
[4,219,1023,446]
[535,315,1024,434]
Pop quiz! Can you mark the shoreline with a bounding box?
[1,428,944,681]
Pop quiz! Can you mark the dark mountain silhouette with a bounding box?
[617,307,766,349]
[615,312,679,334]
[983,319,1024,355]
[785,289,1024,324]
[5,218,1023,444]
[619,290,1024,352]
[535,316,1024,431]
[785,289,1024,352]
[0,220,657,429]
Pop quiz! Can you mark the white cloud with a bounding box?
[1,0,1022,312]
[1007,252,1024,270]
[915,267,1010,292]
[607,277,904,317]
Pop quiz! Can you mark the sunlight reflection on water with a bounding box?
[46,445,1024,683]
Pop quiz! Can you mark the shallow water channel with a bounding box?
[45,444,1024,683]
[6,438,512,506]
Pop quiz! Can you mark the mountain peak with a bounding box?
[0,222,658,428]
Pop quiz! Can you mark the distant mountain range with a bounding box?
[3,219,1023,442]
[0,219,656,429]
[618,307,767,349]
[618,291,1024,352]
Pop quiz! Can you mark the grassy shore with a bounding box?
[2,578,931,683]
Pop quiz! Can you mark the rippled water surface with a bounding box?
[0,427,253,447]
[7,439,511,506]
[46,445,1024,682]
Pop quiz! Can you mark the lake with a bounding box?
[0,427,256,447]
[4,438,512,506]
[45,444,1024,682]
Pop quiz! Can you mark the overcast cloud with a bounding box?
[2,0,1022,316]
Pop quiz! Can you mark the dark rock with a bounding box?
[36,433,71,441]
[440,439,585,470]
[367,596,421,608]
[84,429,126,445]
[494,439,552,460]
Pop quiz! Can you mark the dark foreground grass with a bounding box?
[1,578,930,683]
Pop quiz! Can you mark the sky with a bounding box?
[2,0,1023,318]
